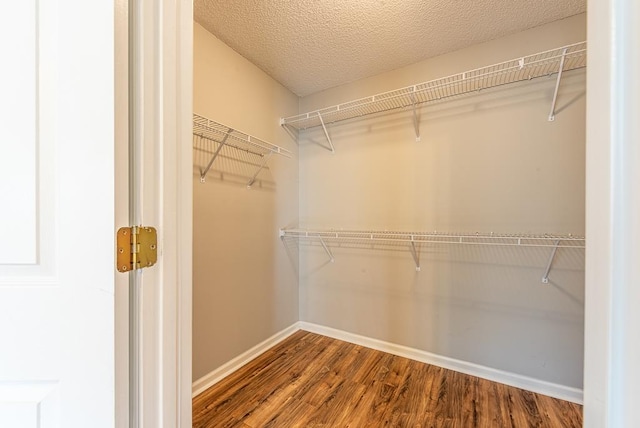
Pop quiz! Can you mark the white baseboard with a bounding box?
[299,322,583,405]
[192,323,300,397]
[193,321,583,404]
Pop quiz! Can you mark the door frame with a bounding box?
[119,0,193,426]
[584,0,640,426]
[124,0,639,426]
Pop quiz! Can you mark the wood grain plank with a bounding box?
[193,331,583,428]
[299,379,368,426]
[232,335,336,425]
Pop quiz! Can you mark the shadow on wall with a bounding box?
[298,70,586,152]
[294,239,585,313]
[193,135,277,191]
[280,233,301,275]
[297,241,585,386]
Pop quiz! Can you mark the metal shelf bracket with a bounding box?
[200,128,231,183]
[409,239,421,271]
[541,240,561,284]
[410,90,421,142]
[548,48,568,122]
[318,236,335,263]
[317,112,335,154]
[280,120,298,142]
[247,152,273,188]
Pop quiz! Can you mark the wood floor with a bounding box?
[193,331,582,427]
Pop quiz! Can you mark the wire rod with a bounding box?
[541,240,561,283]
[199,128,231,182]
[548,48,568,121]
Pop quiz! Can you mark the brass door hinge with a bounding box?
[117,226,158,272]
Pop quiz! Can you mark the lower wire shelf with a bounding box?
[279,228,585,283]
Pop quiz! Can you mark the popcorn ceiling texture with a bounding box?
[194,0,585,96]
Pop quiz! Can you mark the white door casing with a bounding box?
[1,0,191,426]
[129,0,193,426]
[584,0,640,427]
[0,0,115,427]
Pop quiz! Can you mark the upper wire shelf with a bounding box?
[193,113,292,187]
[280,41,586,150]
[280,228,585,282]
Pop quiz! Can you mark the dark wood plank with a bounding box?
[193,331,583,428]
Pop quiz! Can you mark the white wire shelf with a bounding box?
[280,41,586,150]
[193,113,292,187]
[280,228,585,282]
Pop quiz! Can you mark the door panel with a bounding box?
[0,1,115,426]
[0,1,37,265]
[0,383,59,427]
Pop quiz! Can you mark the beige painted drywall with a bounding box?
[297,14,586,388]
[192,23,299,381]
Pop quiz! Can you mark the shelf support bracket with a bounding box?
[410,92,421,142]
[317,236,335,263]
[317,112,336,154]
[548,48,568,122]
[541,240,561,284]
[409,240,421,271]
[200,129,232,183]
[280,121,298,142]
[247,151,273,188]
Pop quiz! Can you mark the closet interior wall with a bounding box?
[297,14,586,389]
[192,23,299,382]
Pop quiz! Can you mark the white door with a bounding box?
[0,1,117,426]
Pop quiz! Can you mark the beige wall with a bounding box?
[297,14,586,388]
[192,23,299,381]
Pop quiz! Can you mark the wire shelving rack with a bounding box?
[280,228,585,283]
[280,41,587,152]
[193,113,292,187]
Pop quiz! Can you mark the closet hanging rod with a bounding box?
[280,41,586,131]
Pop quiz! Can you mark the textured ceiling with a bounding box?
[194,0,586,97]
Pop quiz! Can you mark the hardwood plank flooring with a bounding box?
[193,331,582,427]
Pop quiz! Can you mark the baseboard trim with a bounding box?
[299,322,583,405]
[192,321,583,404]
[192,323,301,397]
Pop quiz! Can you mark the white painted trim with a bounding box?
[192,321,582,404]
[584,0,640,426]
[299,322,583,404]
[175,1,194,426]
[130,0,193,426]
[114,0,130,425]
[192,324,301,397]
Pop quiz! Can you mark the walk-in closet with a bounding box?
[191,2,587,426]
